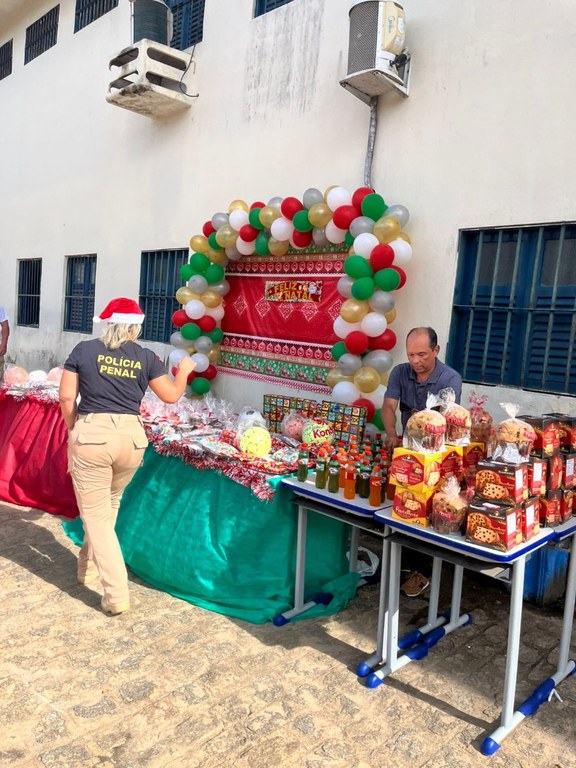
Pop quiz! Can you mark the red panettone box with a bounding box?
[540,489,562,527]
[474,460,529,505]
[520,415,561,457]
[521,497,540,541]
[560,489,575,523]
[389,448,442,494]
[547,454,564,490]
[543,413,576,452]
[527,457,547,496]
[462,442,487,469]
[466,500,522,551]
[439,446,463,481]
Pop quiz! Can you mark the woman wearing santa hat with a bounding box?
[59,297,195,615]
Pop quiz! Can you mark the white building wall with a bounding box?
[1,0,575,422]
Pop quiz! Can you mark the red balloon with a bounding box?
[197,315,216,332]
[281,196,304,220]
[345,330,370,355]
[352,186,375,210]
[250,200,266,210]
[353,397,376,422]
[370,328,397,351]
[172,309,188,328]
[202,221,215,237]
[393,266,407,289]
[186,371,196,384]
[369,243,395,272]
[291,229,313,248]
[332,204,360,231]
[239,224,259,242]
[203,364,218,381]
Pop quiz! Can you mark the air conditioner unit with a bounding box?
[340,1,410,103]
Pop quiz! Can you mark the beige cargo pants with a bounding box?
[68,413,148,606]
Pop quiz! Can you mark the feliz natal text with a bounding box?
[97,354,142,379]
[265,280,323,303]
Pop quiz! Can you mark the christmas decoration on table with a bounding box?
[2,365,65,402]
[301,418,334,445]
[318,400,367,444]
[263,394,320,433]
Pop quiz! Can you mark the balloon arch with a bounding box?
[168,185,412,434]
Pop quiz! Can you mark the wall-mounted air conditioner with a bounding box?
[340,0,411,103]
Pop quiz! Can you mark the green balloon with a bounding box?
[204,264,225,284]
[180,264,194,281]
[374,268,401,291]
[351,276,375,300]
[249,208,264,230]
[208,232,223,250]
[373,408,385,431]
[361,193,387,220]
[189,252,210,273]
[191,377,211,395]
[292,210,314,233]
[344,255,374,280]
[255,231,270,256]
[331,341,347,361]
[344,231,354,247]
[209,327,224,343]
[181,322,201,340]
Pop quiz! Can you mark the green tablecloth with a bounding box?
[63,447,359,624]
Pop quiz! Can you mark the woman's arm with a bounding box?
[149,357,196,404]
[59,370,80,430]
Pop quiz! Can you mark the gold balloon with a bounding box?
[384,307,397,324]
[398,231,411,244]
[175,286,195,305]
[206,247,228,265]
[340,298,369,323]
[202,290,222,308]
[373,216,401,244]
[228,199,249,213]
[268,237,290,257]
[215,224,238,249]
[208,344,221,363]
[379,371,389,386]
[353,366,381,393]
[308,202,332,227]
[325,368,352,389]
[189,234,209,254]
[259,205,281,228]
[187,345,197,355]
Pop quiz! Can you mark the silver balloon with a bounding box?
[195,335,214,354]
[170,331,190,349]
[211,280,231,296]
[385,204,410,227]
[363,349,394,373]
[303,187,324,208]
[312,227,329,246]
[225,245,243,261]
[211,211,229,229]
[188,275,209,293]
[369,290,395,313]
[267,196,283,210]
[337,275,354,298]
[337,353,363,375]
[349,216,375,237]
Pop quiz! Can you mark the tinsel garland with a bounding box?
[1,387,60,406]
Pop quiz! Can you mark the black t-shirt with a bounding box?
[64,339,167,415]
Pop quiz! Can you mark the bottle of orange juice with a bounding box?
[343,460,356,500]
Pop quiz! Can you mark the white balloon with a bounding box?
[229,209,249,231]
[333,315,362,339]
[325,220,346,244]
[360,312,388,337]
[236,237,256,255]
[184,299,205,320]
[28,369,47,382]
[337,275,354,298]
[170,331,189,349]
[362,384,387,408]
[331,380,361,405]
[326,186,352,211]
[353,232,380,258]
[205,305,225,321]
[270,217,294,241]
[390,238,413,266]
[190,352,209,373]
[168,349,188,369]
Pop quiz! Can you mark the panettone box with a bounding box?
[560,489,575,523]
[521,497,540,541]
[389,448,442,494]
[474,460,529,505]
[562,453,575,489]
[540,489,562,527]
[546,454,564,491]
[462,442,487,470]
[391,486,434,527]
[527,457,547,496]
[543,413,576,452]
[439,446,463,481]
[466,500,522,551]
[519,415,561,457]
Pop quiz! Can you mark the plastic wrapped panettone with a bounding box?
[439,387,471,446]
[469,392,493,444]
[281,410,306,441]
[492,403,536,463]
[431,476,469,534]
[403,393,446,453]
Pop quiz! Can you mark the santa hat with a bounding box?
[93,297,145,324]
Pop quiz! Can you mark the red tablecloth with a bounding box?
[0,390,79,518]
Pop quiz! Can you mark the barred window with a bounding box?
[254,0,294,17]
[17,259,42,327]
[64,255,97,333]
[0,39,13,81]
[74,0,119,33]
[447,224,576,395]
[25,6,59,64]
[140,249,188,342]
[166,0,205,49]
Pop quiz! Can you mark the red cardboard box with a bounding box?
[547,454,564,490]
[520,415,561,457]
[462,442,487,470]
[521,497,540,541]
[474,460,528,505]
[440,446,463,481]
[527,457,547,496]
[392,486,434,527]
[389,448,442,494]
[543,413,576,452]
[540,489,562,527]
[466,500,522,551]
[560,489,575,523]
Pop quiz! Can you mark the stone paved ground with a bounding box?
[1,502,575,768]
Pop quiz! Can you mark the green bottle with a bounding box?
[314,451,328,489]
[296,443,309,482]
[327,459,340,493]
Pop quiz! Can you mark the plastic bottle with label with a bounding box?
[344,460,357,500]
[296,443,309,482]
[369,464,383,507]
[357,460,371,499]
[327,459,340,493]
[314,450,328,489]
